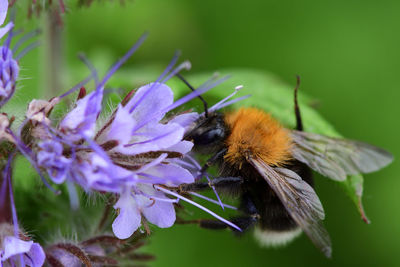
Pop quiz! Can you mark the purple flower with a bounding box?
[112,185,176,239]
[37,140,72,184]
[0,234,45,267]
[98,83,194,156]
[111,154,194,239]
[59,88,104,141]
[57,82,198,238]
[0,47,19,102]
[21,34,244,240]
[0,0,17,108]
[0,113,13,143]
[0,0,40,108]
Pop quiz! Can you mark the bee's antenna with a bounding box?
[294,75,303,131]
[176,73,209,118]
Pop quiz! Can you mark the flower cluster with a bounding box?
[0,1,16,108]
[21,36,239,237]
[0,2,48,266]
[0,2,248,266]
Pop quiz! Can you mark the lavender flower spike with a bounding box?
[0,0,17,109]
[0,0,39,108]
[0,46,19,107]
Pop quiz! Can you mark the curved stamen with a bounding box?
[78,52,99,87]
[173,159,197,169]
[12,29,41,53]
[164,75,231,113]
[211,94,251,112]
[136,190,179,204]
[208,85,243,112]
[161,60,191,83]
[128,51,180,114]
[0,22,14,45]
[131,75,230,134]
[136,173,172,185]
[15,40,40,60]
[6,129,61,194]
[185,154,201,170]
[189,192,237,210]
[205,173,225,210]
[124,129,179,147]
[135,153,168,173]
[4,10,15,49]
[59,75,92,99]
[97,32,148,90]
[155,185,241,231]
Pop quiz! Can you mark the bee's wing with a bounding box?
[291,130,393,181]
[248,157,332,258]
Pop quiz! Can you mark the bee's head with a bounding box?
[175,73,229,153]
[185,113,228,154]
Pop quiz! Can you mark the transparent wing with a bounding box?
[248,157,332,258]
[291,130,393,181]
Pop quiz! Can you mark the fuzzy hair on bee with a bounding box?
[175,75,393,258]
[224,108,293,168]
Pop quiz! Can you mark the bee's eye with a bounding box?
[195,128,225,145]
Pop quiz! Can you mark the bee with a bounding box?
[176,74,393,258]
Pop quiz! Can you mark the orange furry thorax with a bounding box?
[223,108,292,168]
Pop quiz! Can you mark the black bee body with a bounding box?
[177,75,392,257]
[219,155,313,233]
[183,112,314,242]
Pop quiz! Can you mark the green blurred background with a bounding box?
[10,0,400,266]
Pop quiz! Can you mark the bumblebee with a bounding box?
[177,75,393,258]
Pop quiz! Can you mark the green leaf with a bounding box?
[166,68,368,223]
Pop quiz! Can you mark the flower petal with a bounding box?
[138,186,176,228]
[0,21,12,40]
[75,154,134,192]
[168,112,199,131]
[104,104,136,145]
[1,236,33,261]
[0,0,7,25]
[25,243,45,267]
[166,140,193,154]
[143,163,194,185]
[120,123,184,155]
[112,189,141,239]
[125,83,173,123]
[37,140,72,184]
[60,89,103,140]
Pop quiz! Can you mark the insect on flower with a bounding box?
[176,76,393,258]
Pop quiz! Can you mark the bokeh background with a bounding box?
[10,0,400,266]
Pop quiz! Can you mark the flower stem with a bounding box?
[0,169,12,224]
[44,7,64,98]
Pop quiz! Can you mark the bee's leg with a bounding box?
[201,194,259,232]
[176,214,258,233]
[294,75,303,131]
[179,176,243,193]
[196,148,228,179]
[199,214,259,232]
